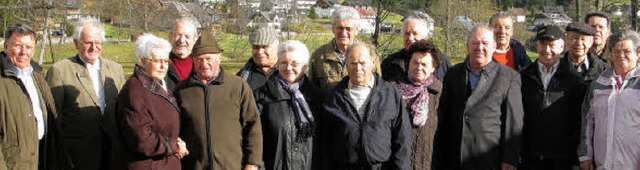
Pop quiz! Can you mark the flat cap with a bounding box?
[535,25,565,41]
[191,31,223,56]
[249,27,278,46]
[565,22,595,36]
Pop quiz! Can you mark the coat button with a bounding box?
[465,116,470,121]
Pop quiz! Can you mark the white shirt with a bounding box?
[348,75,375,118]
[82,58,106,114]
[11,65,45,140]
[572,55,590,73]
[538,60,559,90]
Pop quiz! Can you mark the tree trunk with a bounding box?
[633,0,638,31]
[38,6,50,65]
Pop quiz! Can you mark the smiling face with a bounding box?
[611,39,638,74]
[565,31,594,59]
[194,53,221,82]
[169,21,197,58]
[278,51,307,83]
[491,17,513,49]
[75,26,103,64]
[408,52,436,83]
[4,33,36,69]
[403,19,429,50]
[332,20,357,47]
[536,39,565,67]
[467,28,496,68]
[346,45,373,86]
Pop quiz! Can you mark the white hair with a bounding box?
[134,33,172,61]
[170,18,198,37]
[278,40,310,65]
[403,17,431,37]
[72,17,105,40]
[332,6,361,29]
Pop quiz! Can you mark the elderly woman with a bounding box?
[579,29,640,169]
[253,40,321,170]
[116,34,188,170]
[395,39,441,170]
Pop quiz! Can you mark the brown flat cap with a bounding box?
[565,22,595,36]
[191,31,223,56]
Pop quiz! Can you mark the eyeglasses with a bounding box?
[80,41,103,46]
[144,58,171,65]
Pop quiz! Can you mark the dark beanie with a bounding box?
[191,31,223,56]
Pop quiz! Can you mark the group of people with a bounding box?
[0,5,638,170]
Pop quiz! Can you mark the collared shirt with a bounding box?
[538,60,560,90]
[572,55,590,73]
[332,39,346,64]
[81,58,106,114]
[348,75,375,119]
[466,62,486,90]
[10,64,45,140]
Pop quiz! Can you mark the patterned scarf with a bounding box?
[396,75,435,127]
[277,75,314,137]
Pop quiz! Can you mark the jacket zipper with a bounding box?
[201,83,215,170]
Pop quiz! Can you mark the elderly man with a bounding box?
[175,31,262,170]
[0,23,65,169]
[166,18,198,90]
[433,26,523,169]
[578,29,640,170]
[520,25,587,169]
[309,6,379,94]
[320,42,411,169]
[585,12,612,62]
[382,16,451,82]
[237,27,279,90]
[561,22,607,84]
[489,12,531,71]
[46,17,126,170]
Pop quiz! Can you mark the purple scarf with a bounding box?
[277,75,314,137]
[396,75,435,127]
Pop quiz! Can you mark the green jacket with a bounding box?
[308,40,348,94]
[175,68,263,170]
[45,55,126,170]
[308,39,380,95]
[0,52,67,170]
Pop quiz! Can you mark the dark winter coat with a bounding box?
[116,65,181,170]
[381,49,451,82]
[520,59,587,166]
[237,59,273,90]
[320,74,411,170]
[174,68,263,170]
[561,52,607,84]
[253,73,321,170]
[433,61,524,169]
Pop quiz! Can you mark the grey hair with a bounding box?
[170,18,198,37]
[402,16,431,38]
[467,26,495,42]
[607,29,640,53]
[134,33,172,61]
[278,40,310,65]
[346,42,377,68]
[332,6,361,29]
[3,23,36,43]
[72,17,105,40]
[489,11,514,26]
